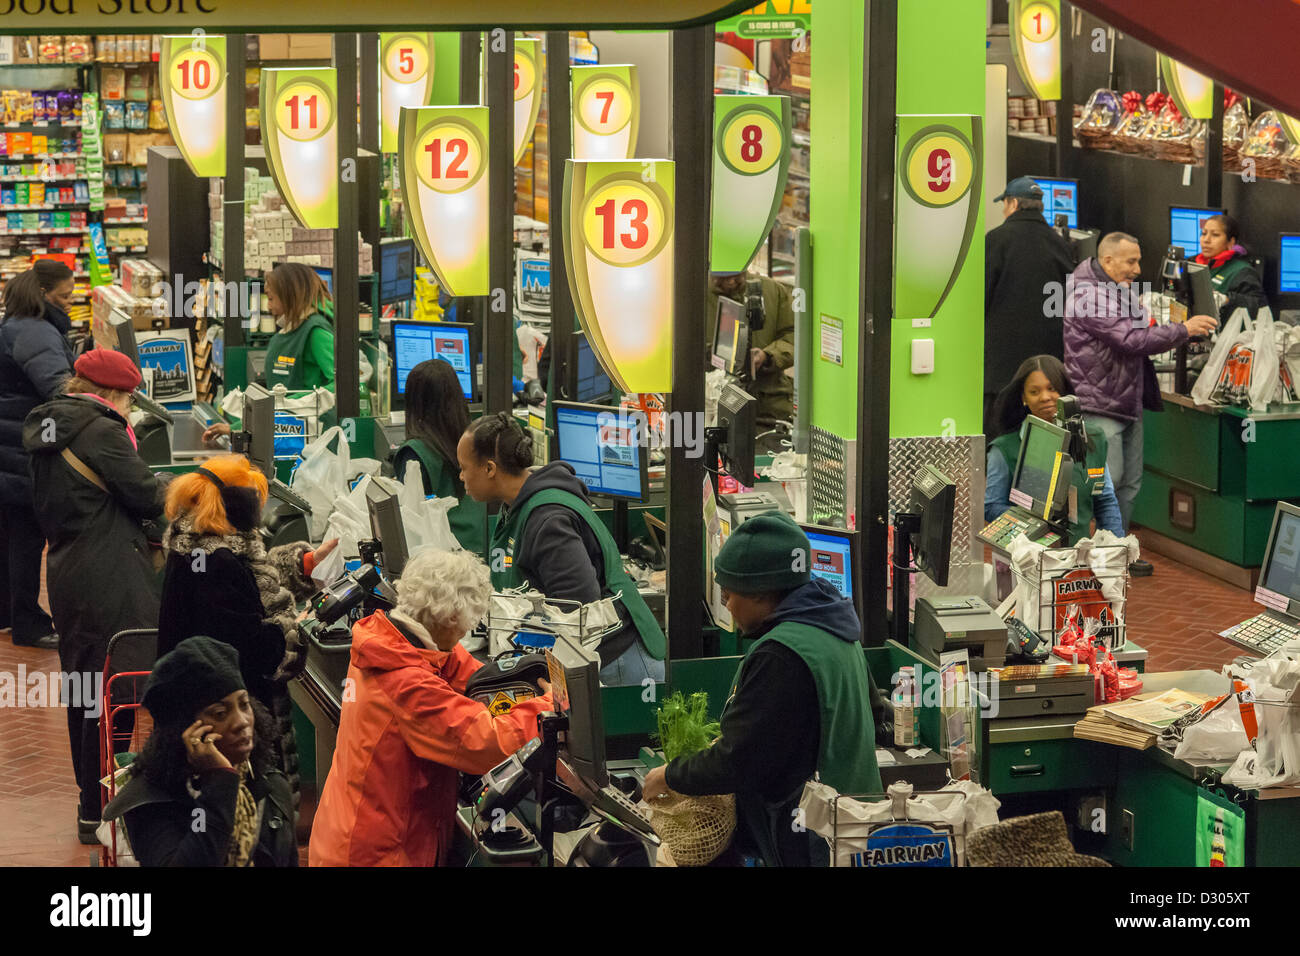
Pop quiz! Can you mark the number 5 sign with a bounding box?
[571,65,639,161]
[894,115,983,320]
[399,106,490,297]
[260,68,338,229]
[380,33,435,153]
[1010,0,1060,101]
[562,159,674,392]
[710,94,791,274]
[159,35,226,178]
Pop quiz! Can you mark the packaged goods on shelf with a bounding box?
[91,282,166,330]
[119,257,163,298]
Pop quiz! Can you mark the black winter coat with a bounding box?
[0,304,72,506]
[984,208,1076,397]
[22,395,165,662]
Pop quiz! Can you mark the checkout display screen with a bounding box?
[1031,177,1078,229]
[1170,207,1219,256]
[806,531,853,599]
[393,321,472,400]
[1014,421,1064,507]
[1263,512,1300,605]
[1280,236,1300,294]
[554,406,645,500]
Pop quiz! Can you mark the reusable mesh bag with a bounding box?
[646,793,736,867]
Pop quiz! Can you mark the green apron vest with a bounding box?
[991,421,1110,543]
[398,438,487,557]
[727,620,882,865]
[265,312,332,390]
[489,487,666,660]
[1208,255,1254,293]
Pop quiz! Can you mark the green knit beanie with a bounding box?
[714,511,811,594]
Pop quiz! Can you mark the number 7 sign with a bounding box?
[710,94,792,274]
[571,64,639,161]
[159,35,227,178]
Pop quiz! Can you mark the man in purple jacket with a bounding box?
[1064,232,1217,551]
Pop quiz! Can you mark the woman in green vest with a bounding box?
[264,263,335,391]
[1194,214,1267,322]
[393,358,486,556]
[985,354,1123,542]
[641,512,881,866]
[455,412,665,686]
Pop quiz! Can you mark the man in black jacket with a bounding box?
[984,176,1076,431]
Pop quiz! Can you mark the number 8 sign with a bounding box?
[159,35,227,178]
[710,95,792,273]
[571,64,639,161]
[260,68,338,229]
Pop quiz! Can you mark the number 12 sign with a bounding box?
[400,106,490,297]
[563,159,674,393]
[380,33,435,153]
[571,64,639,161]
[260,68,338,229]
[160,35,226,178]
[710,94,791,274]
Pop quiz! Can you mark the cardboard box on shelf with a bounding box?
[289,34,332,59]
[258,34,290,60]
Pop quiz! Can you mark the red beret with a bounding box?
[74,348,142,392]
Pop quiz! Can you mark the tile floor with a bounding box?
[0,531,1261,866]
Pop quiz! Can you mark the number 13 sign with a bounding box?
[571,64,639,161]
[159,35,226,178]
[563,159,674,393]
[400,106,490,297]
[260,68,338,229]
[710,94,792,274]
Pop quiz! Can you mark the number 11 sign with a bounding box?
[159,35,226,178]
[400,106,490,297]
[261,68,339,229]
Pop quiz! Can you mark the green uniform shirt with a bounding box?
[264,312,335,391]
[395,437,487,558]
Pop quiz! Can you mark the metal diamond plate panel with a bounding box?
[888,435,985,572]
[809,425,848,526]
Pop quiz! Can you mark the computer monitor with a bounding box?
[545,632,607,788]
[108,308,139,368]
[801,523,862,618]
[379,238,415,305]
[1010,415,1070,516]
[366,484,410,577]
[909,465,956,588]
[553,401,649,502]
[392,320,474,401]
[711,295,749,376]
[273,260,333,296]
[716,382,757,486]
[573,330,613,404]
[1169,205,1223,257]
[242,382,276,479]
[1184,261,1217,319]
[1030,176,1079,229]
[1280,234,1300,295]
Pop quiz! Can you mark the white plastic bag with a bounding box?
[1191,306,1249,406]
[1222,657,1300,789]
[290,425,350,540]
[1173,698,1251,761]
[1248,307,1279,411]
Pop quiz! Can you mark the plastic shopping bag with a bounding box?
[1247,307,1279,411]
[1191,306,1249,406]
[1222,656,1300,789]
[290,425,350,541]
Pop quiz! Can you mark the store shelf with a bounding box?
[0,152,81,160]
[0,226,88,235]
[1008,130,1057,143]
[103,216,146,224]
[0,62,93,68]
[0,202,88,210]
[0,176,86,182]
[107,244,147,252]
[0,122,84,131]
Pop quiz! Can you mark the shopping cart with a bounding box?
[96,628,157,867]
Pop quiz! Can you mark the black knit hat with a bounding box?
[142,636,245,724]
[714,511,812,595]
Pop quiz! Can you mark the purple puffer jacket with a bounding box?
[1063,258,1188,422]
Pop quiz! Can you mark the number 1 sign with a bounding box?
[260,68,338,229]
[710,94,792,274]
[571,64,639,161]
[1010,0,1061,101]
[380,33,435,153]
[562,159,674,393]
[399,106,490,297]
[159,35,226,178]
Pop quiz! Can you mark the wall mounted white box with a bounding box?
[911,338,935,374]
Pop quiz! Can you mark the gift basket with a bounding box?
[1241,109,1291,181]
[1073,87,1123,151]
[1144,94,1205,165]
[1112,90,1152,153]
[1222,96,1249,174]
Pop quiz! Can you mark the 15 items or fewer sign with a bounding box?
[159,35,226,178]
[562,159,673,393]
[379,33,435,154]
[400,105,490,297]
[260,68,339,230]
[710,94,792,274]
[1009,0,1061,101]
[513,37,542,165]
[571,64,639,160]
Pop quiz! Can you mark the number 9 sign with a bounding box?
[160,35,227,178]
[571,65,639,160]
[900,129,974,208]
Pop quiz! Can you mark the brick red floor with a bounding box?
[0,529,1262,866]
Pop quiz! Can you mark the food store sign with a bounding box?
[0,0,753,29]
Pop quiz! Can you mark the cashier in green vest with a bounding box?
[642,512,881,866]
[392,358,486,556]
[706,272,796,425]
[984,355,1124,542]
[1193,213,1267,322]
[455,412,666,686]
[264,263,336,391]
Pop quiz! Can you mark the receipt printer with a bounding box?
[911,596,1008,671]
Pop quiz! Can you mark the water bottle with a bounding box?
[894,666,917,748]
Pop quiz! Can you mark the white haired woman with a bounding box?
[308,548,551,866]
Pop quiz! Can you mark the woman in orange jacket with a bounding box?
[308,548,550,866]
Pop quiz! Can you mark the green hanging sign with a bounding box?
[1160,55,1214,120]
[260,68,339,229]
[710,94,792,274]
[1010,0,1061,101]
[380,33,436,154]
[159,35,227,177]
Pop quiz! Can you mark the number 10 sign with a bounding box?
[399,106,489,297]
[563,159,674,393]
[260,68,338,229]
[159,35,226,178]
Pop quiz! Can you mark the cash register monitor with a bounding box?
[378,238,415,305]
[108,308,140,368]
[1184,261,1217,319]
[716,382,757,487]
[366,485,410,577]
[392,320,474,402]
[1011,416,1070,515]
[1258,502,1300,616]
[573,330,613,404]
[711,296,749,376]
[910,465,956,587]
[242,383,276,480]
[801,524,863,622]
[1030,176,1078,229]
[546,633,608,788]
[553,401,649,502]
[1279,234,1300,294]
[1170,205,1223,255]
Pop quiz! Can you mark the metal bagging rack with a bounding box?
[1011,544,1130,651]
[484,588,626,658]
[823,785,970,868]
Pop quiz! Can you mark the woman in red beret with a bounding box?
[22,348,168,844]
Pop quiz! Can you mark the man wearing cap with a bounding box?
[984,176,1077,430]
[706,272,796,426]
[641,512,881,866]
